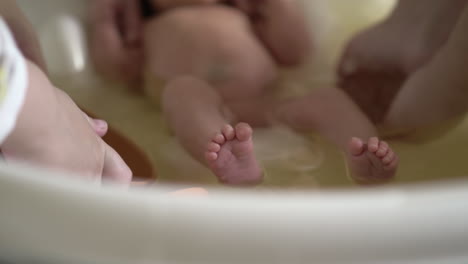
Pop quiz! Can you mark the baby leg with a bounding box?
[162,77,263,185]
[275,87,398,182]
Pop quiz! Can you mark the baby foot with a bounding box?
[205,123,263,185]
[347,137,398,183]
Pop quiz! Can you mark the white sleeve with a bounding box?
[0,17,28,144]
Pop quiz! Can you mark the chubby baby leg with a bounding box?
[162,77,263,185]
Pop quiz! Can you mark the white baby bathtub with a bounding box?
[1,163,468,264]
[1,0,468,263]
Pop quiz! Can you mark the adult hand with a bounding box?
[2,61,132,185]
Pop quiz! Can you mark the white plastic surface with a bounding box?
[1,163,468,264]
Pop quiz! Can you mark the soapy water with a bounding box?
[157,125,324,185]
[254,126,324,172]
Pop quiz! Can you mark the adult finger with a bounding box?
[102,143,133,186]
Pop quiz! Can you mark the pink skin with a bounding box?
[347,137,398,182]
[1,62,132,185]
[146,6,274,185]
[162,76,263,186]
[89,0,371,185]
[205,123,263,185]
[84,115,108,137]
[91,119,108,138]
[143,3,308,186]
